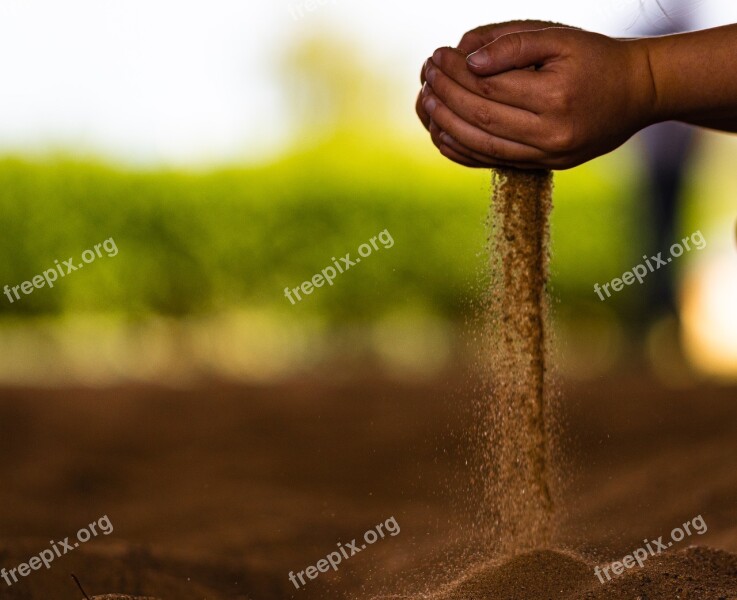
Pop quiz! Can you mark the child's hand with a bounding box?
[420,28,657,170]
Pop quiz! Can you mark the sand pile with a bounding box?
[428,549,591,599]
[425,546,737,600]
[583,546,737,599]
[478,168,557,552]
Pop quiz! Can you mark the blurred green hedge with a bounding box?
[0,136,645,323]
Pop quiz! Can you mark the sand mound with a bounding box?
[428,549,591,599]
[421,546,737,600]
[584,546,737,600]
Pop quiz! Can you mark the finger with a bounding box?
[437,129,541,169]
[431,120,506,167]
[429,121,487,168]
[433,121,548,170]
[423,93,547,163]
[417,87,431,131]
[467,29,565,76]
[458,20,566,54]
[438,144,491,169]
[426,60,542,145]
[420,57,430,84]
[430,121,480,164]
[431,47,543,112]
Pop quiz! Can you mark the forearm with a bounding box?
[641,25,737,132]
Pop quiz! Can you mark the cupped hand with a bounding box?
[416,20,572,157]
[420,28,657,170]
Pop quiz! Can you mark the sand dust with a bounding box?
[478,168,557,553]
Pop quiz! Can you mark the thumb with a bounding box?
[458,21,572,54]
[466,29,562,75]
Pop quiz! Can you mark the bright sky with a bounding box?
[0,0,734,166]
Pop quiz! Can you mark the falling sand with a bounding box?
[382,169,737,600]
[386,168,561,600]
[478,168,557,554]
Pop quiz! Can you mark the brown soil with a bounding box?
[0,370,736,599]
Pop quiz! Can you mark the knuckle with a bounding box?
[547,125,576,153]
[474,104,494,128]
[501,33,523,61]
[548,82,574,111]
[546,88,563,107]
[482,136,499,158]
[477,77,496,98]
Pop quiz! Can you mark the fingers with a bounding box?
[427,101,484,167]
[430,121,485,166]
[438,143,490,168]
[426,60,545,145]
[417,88,431,131]
[429,121,536,169]
[431,48,542,112]
[433,124,541,169]
[420,25,574,168]
[457,20,566,54]
[458,27,494,56]
[429,122,486,168]
[467,29,565,76]
[422,91,547,164]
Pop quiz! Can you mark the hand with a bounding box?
[417,21,569,131]
[416,21,573,167]
[420,28,657,169]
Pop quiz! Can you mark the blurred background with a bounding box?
[3,3,737,599]
[0,0,736,386]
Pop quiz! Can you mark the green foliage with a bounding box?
[0,138,644,323]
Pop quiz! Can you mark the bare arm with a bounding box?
[645,24,737,133]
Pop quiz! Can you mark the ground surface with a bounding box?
[0,367,736,599]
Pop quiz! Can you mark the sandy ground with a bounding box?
[0,365,736,599]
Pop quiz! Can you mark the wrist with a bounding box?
[626,38,664,127]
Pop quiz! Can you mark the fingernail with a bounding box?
[423,96,437,114]
[425,65,436,85]
[432,49,443,67]
[440,132,456,146]
[421,82,430,97]
[467,50,490,68]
